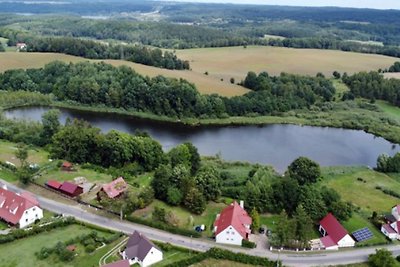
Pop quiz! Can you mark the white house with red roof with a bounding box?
[381,205,400,240]
[214,201,252,246]
[0,185,43,228]
[391,205,400,221]
[319,213,355,250]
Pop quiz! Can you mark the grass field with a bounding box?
[0,52,248,97]
[376,100,400,121]
[176,46,397,84]
[0,224,115,267]
[322,166,400,213]
[0,140,49,167]
[191,259,256,267]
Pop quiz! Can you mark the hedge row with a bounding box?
[126,215,201,238]
[242,239,256,248]
[375,186,400,199]
[0,217,76,244]
[164,247,280,267]
[154,241,199,254]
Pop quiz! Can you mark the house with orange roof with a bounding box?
[98,177,128,199]
[213,201,252,246]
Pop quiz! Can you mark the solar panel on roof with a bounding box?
[352,227,373,242]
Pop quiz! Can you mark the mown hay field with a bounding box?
[176,46,398,84]
[0,52,249,97]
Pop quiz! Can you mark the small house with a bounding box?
[122,231,163,267]
[59,182,83,197]
[16,42,27,51]
[319,213,355,249]
[214,201,252,246]
[0,187,43,228]
[381,223,398,240]
[98,177,128,200]
[46,180,62,190]
[61,161,74,172]
[392,205,400,221]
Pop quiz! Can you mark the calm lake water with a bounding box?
[4,106,400,172]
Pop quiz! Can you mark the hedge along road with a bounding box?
[3,179,400,267]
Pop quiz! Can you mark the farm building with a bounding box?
[61,161,74,171]
[0,185,43,228]
[98,177,127,199]
[214,201,252,246]
[392,205,400,221]
[46,180,62,190]
[16,43,27,51]
[102,260,130,267]
[381,223,398,240]
[319,213,355,249]
[122,231,163,267]
[59,182,83,197]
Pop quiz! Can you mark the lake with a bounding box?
[4,106,399,172]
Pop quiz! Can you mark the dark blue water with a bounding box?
[4,106,399,172]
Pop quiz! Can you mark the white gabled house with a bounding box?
[319,213,355,250]
[0,184,43,228]
[392,205,400,221]
[214,201,252,246]
[381,222,398,240]
[122,231,163,267]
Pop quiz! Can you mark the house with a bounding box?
[46,180,62,191]
[319,213,355,249]
[16,42,27,51]
[392,205,400,221]
[102,260,130,267]
[59,182,83,197]
[0,186,43,228]
[122,231,163,267]
[98,177,127,199]
[61,161,74,171]
[214,201,252,246]
[381,222,398,240]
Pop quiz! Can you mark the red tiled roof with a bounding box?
[46,180,62,190]
[320,213,348,244]
[102,177,127,199]
[0,188,38,225]
[60,182,81,195]
[383,223,397,234]
[20,192,39,207]
[320,235,337,248]
[214,201,252,239]
[102,260,130,267]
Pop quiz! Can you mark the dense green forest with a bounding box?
[2,11,400,56]
[0,61,335,118]
[343,72,400,107]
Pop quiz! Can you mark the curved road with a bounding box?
[3,180,400,267]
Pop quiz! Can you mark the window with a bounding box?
[25,219,28,222]
[33,208,36,211]
[232,232,234,235]
[226,231,229,234]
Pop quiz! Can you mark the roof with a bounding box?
[320,235,337,248]
[62,161,73,168]
[0,188,39,225]
[320,213,348,244]
[46,180,62,190]
[102,260,130,267]
[383,224,397,234]
[125,231,158,261]
[66,245,76,251]
[59,182,82,195]
[385,214,397,223]
[214,201,252,239]
[20,192,39,207]
[102,177,127,199]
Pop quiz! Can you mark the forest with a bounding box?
[0,61,335,118]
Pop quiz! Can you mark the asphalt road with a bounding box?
[3,180,400,267]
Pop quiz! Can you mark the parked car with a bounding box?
[194,224,206,232]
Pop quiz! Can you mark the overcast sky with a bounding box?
[166,0,400,10]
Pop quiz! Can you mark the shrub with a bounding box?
[241,239,256,248]
[85,244,96,253]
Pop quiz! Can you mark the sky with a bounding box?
[165,0,400,10]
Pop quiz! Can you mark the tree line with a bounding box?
[0,29,189,70]
[0,61,336,119]
[376,153,400,173]
[343,71,400,107]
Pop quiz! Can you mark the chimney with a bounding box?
[240,200,244,209]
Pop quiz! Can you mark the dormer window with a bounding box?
[10,206,18,215]
[0,200,4,208]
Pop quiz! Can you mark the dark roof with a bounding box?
[320,213,348,244]
[125,231,158,261]
[102,260,130,267]
[60,182,81,194]
[385,214,397,223]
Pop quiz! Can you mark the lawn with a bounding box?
[332,79,350,100]
[175,46,397,84]
[0,168,18,182]
[376,100,400,121]
[191,259,256,267]
[152,249,193,267]
[0,140,49,167]
[260,214,280,233]
[342,213,388,246]
[133,200,226,236]
[0,52,248,97]
[0,224,114,267]
[322,166,400,213]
